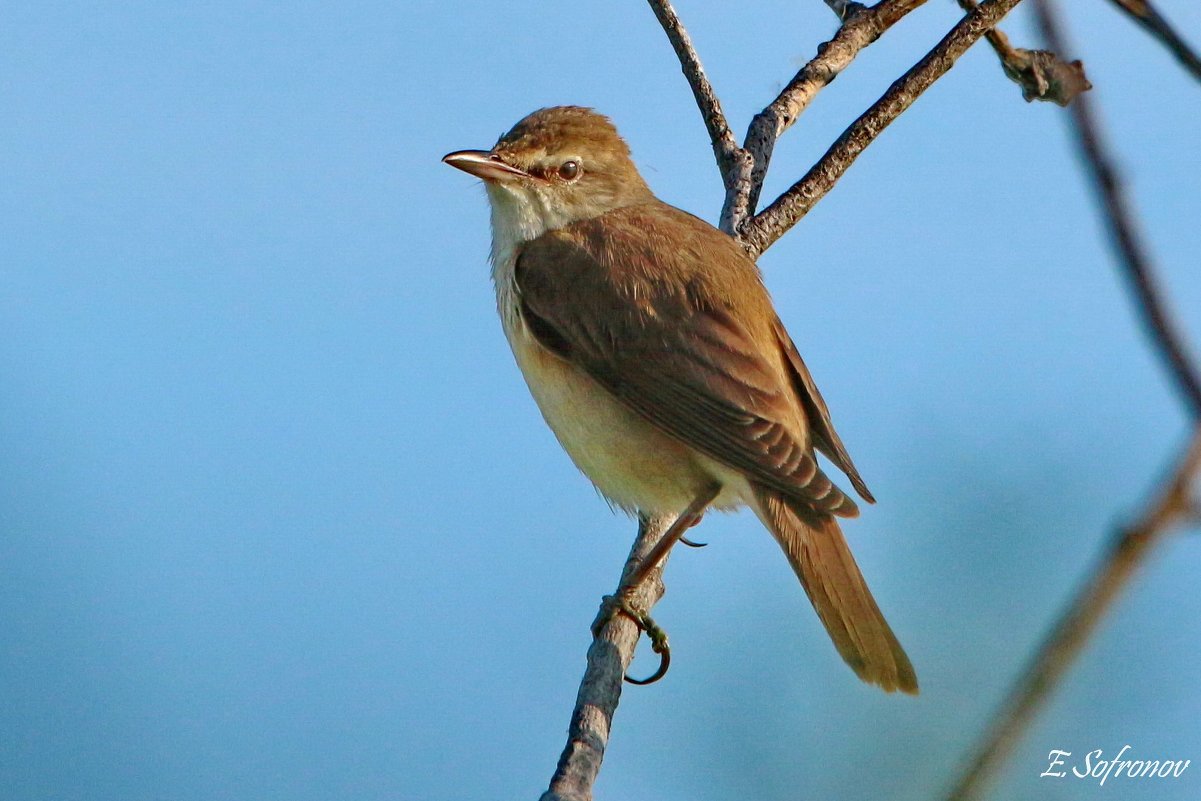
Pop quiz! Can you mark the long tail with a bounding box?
[752,485,918,694]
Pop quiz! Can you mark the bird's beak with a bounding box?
[442,150,530,183]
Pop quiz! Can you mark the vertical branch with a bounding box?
[644,0,739,176]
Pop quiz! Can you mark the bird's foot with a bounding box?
[591,593,671,685]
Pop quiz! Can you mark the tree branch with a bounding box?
[743,0,929,215]
[942,3,1201,797]
[644,0,752,234]
[943,429,1201,801]
[547,1,1195,799]
[539,515,675,801]
[1037,4,1201,416]
[1105,0,1201,84]
[739,0,1026,257]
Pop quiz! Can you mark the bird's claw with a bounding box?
[591,594,672,685]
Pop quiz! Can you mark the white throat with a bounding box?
[485,183,577,275]
[485,182,579,334]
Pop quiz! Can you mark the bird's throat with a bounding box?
[487,184,561,267]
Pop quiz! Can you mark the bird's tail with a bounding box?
[752,485,918,694]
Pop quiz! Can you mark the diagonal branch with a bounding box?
[1105,0,1201,84]
[943,429,1201,801]
[943,3,1201,798]
[739,0,1026,257]
[539,515,675,801]
[743,0,929,214]
[644,0,738,174]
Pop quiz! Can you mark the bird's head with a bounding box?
[443,106,652,242]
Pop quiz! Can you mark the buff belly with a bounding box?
[505,316,745,514]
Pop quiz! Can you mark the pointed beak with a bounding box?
[442,150,530,183]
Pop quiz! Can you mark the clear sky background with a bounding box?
[2,2,1200,800]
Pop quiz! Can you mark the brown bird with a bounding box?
[443,106,917,694]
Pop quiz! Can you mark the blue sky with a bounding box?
[2,2,1199,800]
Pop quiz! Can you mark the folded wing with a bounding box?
[514,204,868,516]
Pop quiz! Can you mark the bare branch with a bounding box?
[644,0,738,170]
[743,0,929,215]
[644,0,752,234]
[545,3,1197,800]
[944,429,1201,801]
[942,4,1201,797]
[719,151,756,236]
[1035,1,1201,416]
[739,0,1026,257]
[1105,0,1201,84]
[539,515,675,801]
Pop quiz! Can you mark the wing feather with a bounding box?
[514,204,867,516]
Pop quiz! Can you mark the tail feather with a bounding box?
[753,485,918,694]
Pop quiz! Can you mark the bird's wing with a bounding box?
[771,318,874,503]
[513,205,862,517]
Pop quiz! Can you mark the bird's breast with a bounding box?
[493,266,731,514]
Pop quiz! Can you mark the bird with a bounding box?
[443,106,917,694]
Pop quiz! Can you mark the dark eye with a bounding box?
[558,160,581,180]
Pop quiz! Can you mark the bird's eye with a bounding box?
[558,160,581,181]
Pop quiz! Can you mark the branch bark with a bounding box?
[739,0,1026,258]
[644,0,752,234]
[539,515,674,801]
[742,0,929,216]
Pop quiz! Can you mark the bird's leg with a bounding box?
[591,484,720,684]
[621,484,720,593]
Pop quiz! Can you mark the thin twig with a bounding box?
[1105,0,1201,84]
[739,0,1026,257]
[942,3,1201,797]
[644,0,752,234]
[743,0,929,215]
[944,429,1201,801]
[1037,2,1201,416]
[539,515,675,801]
